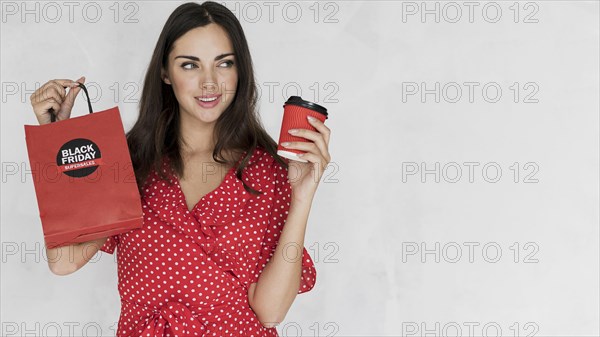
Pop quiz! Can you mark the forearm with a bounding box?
[250,197,311,325]
[46,237,107,275]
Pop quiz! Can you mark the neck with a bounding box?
[178,114,217,160]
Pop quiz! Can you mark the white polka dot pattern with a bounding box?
[99,146,317,336]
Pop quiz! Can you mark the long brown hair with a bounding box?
[126,1,287,195]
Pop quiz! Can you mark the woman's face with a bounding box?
[162,23,238,126]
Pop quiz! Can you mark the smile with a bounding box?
[197,96,218,102]
[195,95,221,108]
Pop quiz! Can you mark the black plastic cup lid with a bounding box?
[284,96,328,119]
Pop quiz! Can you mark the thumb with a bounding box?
[62,76,86,112]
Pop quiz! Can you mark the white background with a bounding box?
[1,1,599,336]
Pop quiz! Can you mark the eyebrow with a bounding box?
[174,53,235,61]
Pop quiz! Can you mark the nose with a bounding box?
[201,69,218,95]
[203,81,217,93]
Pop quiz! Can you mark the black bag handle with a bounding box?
[50,82,93,123]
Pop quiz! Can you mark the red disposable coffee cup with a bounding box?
[277,96,328,162]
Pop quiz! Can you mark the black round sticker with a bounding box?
[56,138,102,178]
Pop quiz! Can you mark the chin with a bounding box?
[195,113,221,124]
[181,105,220,122]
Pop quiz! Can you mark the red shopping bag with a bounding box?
[24,82,143,249]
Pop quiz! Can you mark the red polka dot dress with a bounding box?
[99,146,317,337]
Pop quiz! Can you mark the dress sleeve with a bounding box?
[99,234,119,255]
[250,162,317,294]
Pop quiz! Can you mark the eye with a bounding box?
[182,62,197,70]
[219,60,234,68]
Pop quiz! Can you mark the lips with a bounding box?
[196,94,220,101]
[195,94,221,108]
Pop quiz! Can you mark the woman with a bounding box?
[29,2,331,336]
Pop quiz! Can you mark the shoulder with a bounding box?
[252,145,288,170]
[244,146,289,186]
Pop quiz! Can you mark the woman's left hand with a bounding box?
[281,115,331,203]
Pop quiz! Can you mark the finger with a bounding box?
[30,82,52,103]
[307,116,331,145]
[52,79,81,88]
[31,98,57,114]
[44,85,65,105]
[282,140,319,154]
[63,85,82,109]
[33,81,66,104]
[31,86,62,107]
[40,98,61,115]
[45,80,78,98]
[29,77,85,103]
[49,79,80,96]
[48,80,69,98]
[63,76,86,108]
[72,76,86,86]
[296,152,328,179]
[287,129,331,162]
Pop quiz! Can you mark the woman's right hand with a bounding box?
[30,76,86,125]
